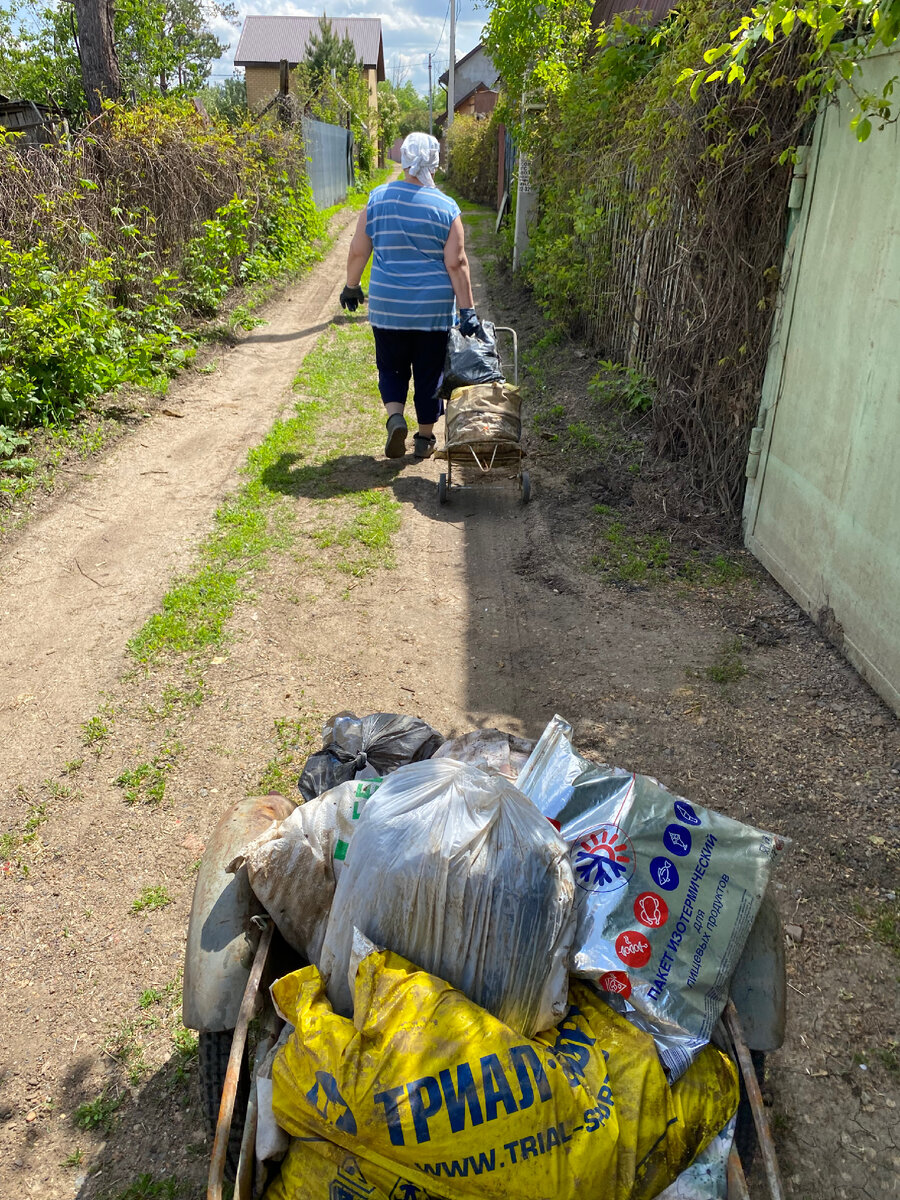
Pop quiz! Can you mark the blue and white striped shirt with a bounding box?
[366,181,460,331]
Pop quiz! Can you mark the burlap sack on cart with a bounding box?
[263,948,738,1200]
[440,383,522,451]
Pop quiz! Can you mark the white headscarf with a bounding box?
[400,132,440,188]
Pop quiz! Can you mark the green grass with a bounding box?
[591,519,671,583]
[81,706,114,749]
[101,1176,192,1200]
[115,738,183,805]
[73,1090,121,1134]
[255,712,321,793]
[129,317,402,667]
[127,397,325,663]
[104,1020,147,1085]
[872,899,900,959]
[131,885,172,914]
[705,636,749,684]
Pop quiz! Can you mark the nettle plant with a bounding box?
[679,0,900,141]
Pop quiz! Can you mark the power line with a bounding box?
[433,0,451,57]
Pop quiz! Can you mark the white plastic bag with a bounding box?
[318,758,576,1037]
[229,778,381,961]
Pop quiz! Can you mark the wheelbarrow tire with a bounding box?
[520,470,531,503]
[438,472,448,505]
[198,1029,250,1183]
[734,1048,767,1170]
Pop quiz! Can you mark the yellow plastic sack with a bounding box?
[265,949,738,1200]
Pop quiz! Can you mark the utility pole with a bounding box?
[447,0,455,128]
[428,54,433,136]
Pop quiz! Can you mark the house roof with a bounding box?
[438,42,500,89]
[234,15,385,78]
[590,0,673,25]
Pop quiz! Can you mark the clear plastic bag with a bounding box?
[298,711,444,801]
[318,758,576,1037]
[432,727,534,779]
[517,717,788,1076]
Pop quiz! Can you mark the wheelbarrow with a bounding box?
[435,327,531,505]
[183,792,789,1200]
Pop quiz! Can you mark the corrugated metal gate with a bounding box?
[303,117,354,209]
[742,49,900,713]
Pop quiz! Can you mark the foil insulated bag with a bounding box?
[441,383,522,448]
[517,717,787,1075]
[318,758,576,1038]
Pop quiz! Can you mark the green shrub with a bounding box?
[446,115,500,206]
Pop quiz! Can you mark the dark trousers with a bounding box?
[372,327,449,425]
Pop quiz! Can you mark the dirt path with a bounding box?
[0,199,897,1200]
[0,205,358,800]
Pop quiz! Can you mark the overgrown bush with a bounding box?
[445,115,500,206]
[0,100,324,429]
[486,0,812,517]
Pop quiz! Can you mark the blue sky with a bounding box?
[206,2,490,97]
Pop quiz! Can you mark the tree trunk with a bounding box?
[72,0,121,116]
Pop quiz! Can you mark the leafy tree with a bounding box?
[304,14,360,89]
[115,0,238,97]
[197,74,247,125]
[377,79,434,142]
[0,3,85,113]
[0,0,236,115]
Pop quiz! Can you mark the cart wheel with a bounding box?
[438,472,449,505]
[520,470,531,504]
[198,1029,250,1183]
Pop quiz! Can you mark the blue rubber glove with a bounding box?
[458,307,487,340]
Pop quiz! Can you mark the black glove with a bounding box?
[458,306,487,340]
[340,284,365,312]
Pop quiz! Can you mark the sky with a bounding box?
[206,1,490,97]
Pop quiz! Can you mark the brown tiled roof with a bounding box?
[234,15,385,77]
[590,0,674,25]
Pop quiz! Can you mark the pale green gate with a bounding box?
[743,49,900,713]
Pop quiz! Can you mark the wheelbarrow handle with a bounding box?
[207,917,274,1200]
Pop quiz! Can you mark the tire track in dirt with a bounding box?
[0,210,359,805]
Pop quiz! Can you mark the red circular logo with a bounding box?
[634,892,669,929]
[615,930,652,968]
[598,970,632,1000]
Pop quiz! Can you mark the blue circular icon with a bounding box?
[663,824,692,857]
[674,800,701,826]
[650,856,680,891]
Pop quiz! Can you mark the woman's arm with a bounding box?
[443,216,475,309]
[346,208,373,287]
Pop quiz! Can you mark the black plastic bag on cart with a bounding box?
[441,320,504,395]
[297,711,444,801]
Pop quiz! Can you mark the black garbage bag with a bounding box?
[441,321,504,396]
[297,712,445,801]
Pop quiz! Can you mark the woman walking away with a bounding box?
[340,132,485,460]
